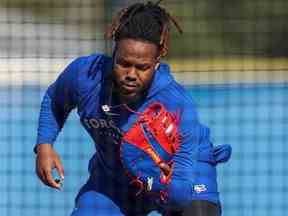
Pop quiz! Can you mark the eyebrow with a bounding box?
[116,56,154,66]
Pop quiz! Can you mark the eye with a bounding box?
[136,64,150,71]
[116,59,131,68]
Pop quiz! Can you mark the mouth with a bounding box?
[115,81,144,102]
[120,82,138,93]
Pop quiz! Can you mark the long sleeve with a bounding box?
[35,57,82,149]
[36,93,62,145]
[165,96,230,207]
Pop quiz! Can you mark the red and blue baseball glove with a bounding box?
[121,102,180,199]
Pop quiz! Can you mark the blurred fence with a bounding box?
[0,1,287,216]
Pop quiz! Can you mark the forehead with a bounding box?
[115,38,158,61]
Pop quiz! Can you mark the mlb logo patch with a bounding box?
[194,184,207,193]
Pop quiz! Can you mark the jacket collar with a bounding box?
[146,62,173,98]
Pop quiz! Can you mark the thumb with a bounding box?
[54,160,65,180]
[159,162,171,176]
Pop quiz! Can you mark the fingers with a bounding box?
[36,166,47,186]
[159,162,171,175]
[54,160,65,189]
[36,165,62,189]
[44,169,62,190]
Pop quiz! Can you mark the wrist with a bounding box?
[34,143,53,154]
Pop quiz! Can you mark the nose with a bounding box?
[125,67,137,81]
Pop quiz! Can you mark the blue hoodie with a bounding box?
[36,53,231,207]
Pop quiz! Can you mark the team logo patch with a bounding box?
[102,105,110,112]
[101,105,120,116]
[194,184,207,193]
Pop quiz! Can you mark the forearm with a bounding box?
[36,92,61,147]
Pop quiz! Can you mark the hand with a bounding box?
[159,162,171,176]
[35,144,64,190]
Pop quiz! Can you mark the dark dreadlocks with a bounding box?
[106,0,183,57]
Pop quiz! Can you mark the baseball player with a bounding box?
[35,1,231,215]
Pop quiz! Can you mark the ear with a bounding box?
[154,62,160,71]
[154,56,161,70]
[112,42,118,60]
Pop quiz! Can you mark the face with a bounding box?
[112,38,160,103]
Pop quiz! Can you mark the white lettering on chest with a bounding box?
[83,118,122,135]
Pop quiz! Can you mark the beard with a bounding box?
[117,86,144,104]
[112,80,146,105]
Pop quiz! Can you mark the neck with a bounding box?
[112,87,145,108]
[114,92,143,107]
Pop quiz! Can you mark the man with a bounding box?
[35,1,231,215]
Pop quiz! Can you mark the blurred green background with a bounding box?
[2,0,288,59]
[169,0,288,58]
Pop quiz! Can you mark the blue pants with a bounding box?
[70,175,221,216]
[70,171,160,216]
[70,162,223,216]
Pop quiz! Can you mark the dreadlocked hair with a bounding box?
[106,0,183,57]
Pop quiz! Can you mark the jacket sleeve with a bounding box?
[35,57,83,151]
[166,98,231,207]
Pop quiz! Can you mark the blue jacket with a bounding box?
[36,54,231,207]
